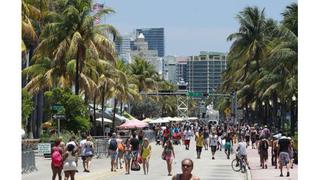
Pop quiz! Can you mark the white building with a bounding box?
[130,33,162,75]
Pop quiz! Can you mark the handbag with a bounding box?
[161,150,166,160]
[131,160,141,171]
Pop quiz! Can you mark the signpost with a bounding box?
[37,143,51,154]
[51,104,65,136]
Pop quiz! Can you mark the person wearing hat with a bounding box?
[278,135,291,177]
[271,134,280,168]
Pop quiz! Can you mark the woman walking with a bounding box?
[259,138,269,169]
[63,144,78,180]
[162,140,175,176]
[141,138,152,175]
[224,133,233,159]
[195,130,204,159]
[124,139,132,174]
[51,138,63,180]
[83,136,94,172]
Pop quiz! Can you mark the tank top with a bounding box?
[142,145,151,159]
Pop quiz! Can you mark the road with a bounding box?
[22,138,246,180]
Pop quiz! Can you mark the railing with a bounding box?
[22,139,40,174]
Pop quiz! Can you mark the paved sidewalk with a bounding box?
[246,146,298,180]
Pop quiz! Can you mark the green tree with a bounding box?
[22,89,34,129]
[44,88,90,133]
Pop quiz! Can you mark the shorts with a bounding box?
[184,140,190,145]
[109,150,118,160]
[124,153,132,161]
[225,142,231,150]
[259,150,268,160]
[132,150,139,159]
[196,146,203,153]
[279,152,290,166]
[118,151,124,158]
[210,145,217,153]
[81,156,87,161]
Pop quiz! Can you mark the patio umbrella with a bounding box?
[95,118,113,123]
[149,117,170,124]
[142,118,153,123]
[170,117,184,122]
[118,119,148,129]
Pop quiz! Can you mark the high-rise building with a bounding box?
[176,56,188,83]
[163,56,177,83]
[136,28,165,57]
[115,34,133,63]
[130,33,162,75]
[186,51,227,95]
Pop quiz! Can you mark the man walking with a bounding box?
[278,135,291,177]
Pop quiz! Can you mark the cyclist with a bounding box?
[236,138,251,170]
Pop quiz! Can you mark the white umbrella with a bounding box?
[142,118,153,123]
[170,117,184,122]
[149,117,170,124]
[95,118,112,123]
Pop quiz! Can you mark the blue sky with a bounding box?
[105,0,297,56]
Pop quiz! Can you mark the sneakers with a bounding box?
[212,157,215,160]
[280,174,283,177]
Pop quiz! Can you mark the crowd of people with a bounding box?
[50,120,297,179]
[51,134,95,180]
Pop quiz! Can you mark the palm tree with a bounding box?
[129,57,158,92]
[33,0,119,95]
[282,3,298,36]
[227,6,275,81]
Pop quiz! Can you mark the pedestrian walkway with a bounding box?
[247,146,298,180]
[22,138,246,180]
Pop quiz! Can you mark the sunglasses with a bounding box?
[182,164,192,168]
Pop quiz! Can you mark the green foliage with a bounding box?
[44,88,90,133]
[131,97,161,119]
[22,89,34,126]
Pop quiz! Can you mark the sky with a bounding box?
[103,0,297,56]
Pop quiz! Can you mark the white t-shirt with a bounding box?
[238,142,247,155]
[209,135,218,146]
[184,130,192,140]
[79,139,87,156]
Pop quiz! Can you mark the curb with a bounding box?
[246,168,252,180]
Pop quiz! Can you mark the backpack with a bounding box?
[109,139,117,151]
[118,143,125,152]
[84,145,93,156]
[51,149,62,167]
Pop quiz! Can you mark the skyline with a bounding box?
[106,0,297,56]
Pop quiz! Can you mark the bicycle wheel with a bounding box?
[231,159,241,172]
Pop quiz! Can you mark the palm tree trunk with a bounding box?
[75,45,84,95]
[101,84,105,136]
[112,98,118,131]
[120,98,123,115]
[93,94,97,135]
[75,50,80,95]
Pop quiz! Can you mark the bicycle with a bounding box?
[231,153,247,173]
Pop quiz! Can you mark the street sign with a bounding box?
[37,143,51,154]
[53,114,66,119]
[224,108,231,115]
[187,92,201,97]
[52,104,65,114]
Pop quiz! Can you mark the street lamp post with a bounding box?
[277,98,281,131]
[291,95,297,136]
[269,100,273,130]
[262,101,266,125]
